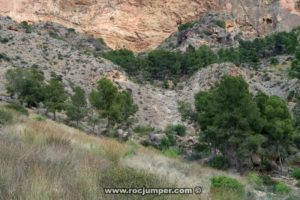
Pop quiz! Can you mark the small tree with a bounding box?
[255,93,296,172]
[66,86,87,127]
[90,78,137,130]
[44,78,68,120]
[5,67,46,107]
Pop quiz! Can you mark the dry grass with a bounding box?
[2,105,297,200]
[0,108,185,200]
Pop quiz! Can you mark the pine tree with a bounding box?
[5,67,46,107]
[90,78,137,131]
[44,78,68,120]
[66,86,87,127]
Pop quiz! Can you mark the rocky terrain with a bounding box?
[1,0,300,52]
[0,17,299,129]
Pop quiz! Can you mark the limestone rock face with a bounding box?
[0,0,220,51]
[2,0,300,52]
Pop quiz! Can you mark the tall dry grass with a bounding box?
[0,109,184,200]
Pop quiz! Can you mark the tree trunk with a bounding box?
[53,111,56,121]
[107,118,111,130]
[277,144,283,175]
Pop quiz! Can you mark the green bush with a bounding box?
[34,115,47,121]
[260,175,278,186]
[0,36,10,44]
[133,125,155,135]
[0,110,13,125]
[165,124,186,137]
[162,148,184,158]
[159,137,171,150]
[208,156,230,170]
[190,143,211,160]
[49,31,61,39]
[178,22,195,31]
[291,168,300,179]
[20,21,33,33]
[246,172,264,190]
[269,57,279,65]
[177,101,193,121]
[5,103,28,115]
[214,20,225,28]
[211,176,245,199]
[67,28,75,33]
[273,182,291,194]
[287,90,295,101]
[0,53,10,61]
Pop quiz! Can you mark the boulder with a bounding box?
[117,129,130,140]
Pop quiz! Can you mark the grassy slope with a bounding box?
[0,104,298,200]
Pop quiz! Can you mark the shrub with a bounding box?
[269,57,279,65]
[246,172,264,190]
[20,21,33,33]
[159,137,171,150]
[0,53,10,61]
[0,36,10,44]
[49,31,60,39]
[5,103,29,115]
[97,38,106,45]
[0,110,13,125]
[214,20,226,28]
[34,115,47,121]
[178,21,195,31]
[291,168,300,179]
[133,125,155,136]
[67,28,75,33]
[165,124,186,137]
[273,182,291,194]
[260,175,278,186]
[211,176,245,199]
[162,148,184,158]
[190,143,211,160]
[287,90,295,101]
[208,156,230,170]
[177,101,193,121]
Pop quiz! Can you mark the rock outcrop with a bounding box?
[1,0,300,52]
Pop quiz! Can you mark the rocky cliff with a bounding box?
[1,0,300,52]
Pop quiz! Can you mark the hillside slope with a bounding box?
[1,104,299,199]
[0,17,299,129]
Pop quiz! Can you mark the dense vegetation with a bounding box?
[5,67,137,133]
[103,29,300,84]
[193,76,298,173]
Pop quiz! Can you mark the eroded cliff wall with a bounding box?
[0,0,300,51]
